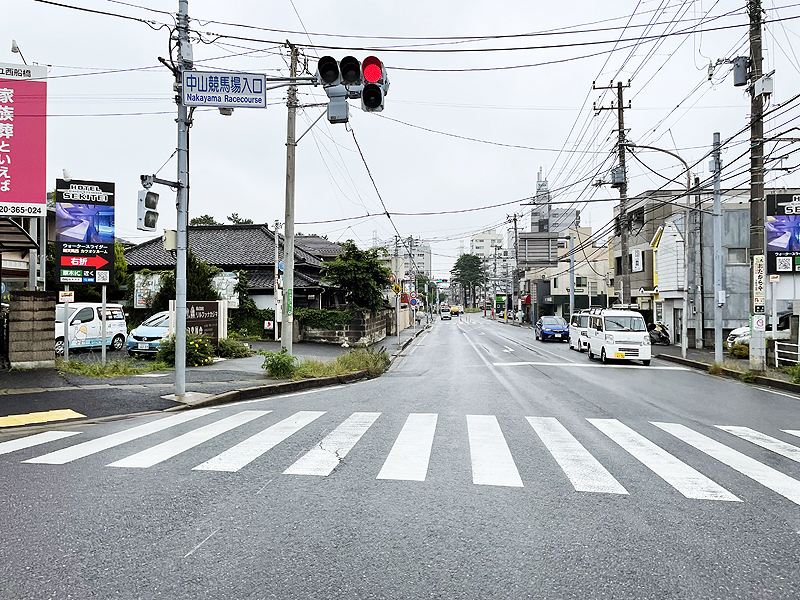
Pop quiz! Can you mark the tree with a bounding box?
[150,249,220,311]
[190,214,222,226]
[227,213,254,225]
[450,253,484,307]
[321,240,391,311]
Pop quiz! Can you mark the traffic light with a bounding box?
[361,56,389,112]
[137,189,159,231]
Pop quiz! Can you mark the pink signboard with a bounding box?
[0,62,47,217]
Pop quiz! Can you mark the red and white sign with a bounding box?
[0,63,47,217]
[410,291,417,299]
[754,315,766,332]
[769,274,780,283]
[58,291,75,303]
[389,273,396,284]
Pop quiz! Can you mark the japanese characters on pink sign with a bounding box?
[0,62,47,217]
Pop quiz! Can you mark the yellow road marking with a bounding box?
[0,409,86,427]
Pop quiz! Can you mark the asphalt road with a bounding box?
[1,318,798,599]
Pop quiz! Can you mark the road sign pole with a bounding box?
[63,285,69,363]
[101,284,107,365]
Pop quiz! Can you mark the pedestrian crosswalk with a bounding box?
[3,409,800,506]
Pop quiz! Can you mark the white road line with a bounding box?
[587,419,739,501]
[527,417,627,495]
[716,426,800,463]
[184,528,220,559]
[0,431,81,456]
[653,422,800,506]
[235,385,349,405]
[466,415,523,487]
[23,410,217,465]
[193,411,325,473]
[107,410,271,468]
[284,412,381,476]
[493,362,686,370]
[377,413,438,482]
[783,430,800,438]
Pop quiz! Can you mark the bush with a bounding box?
[707,362,724,375]
[156,333,215,367]
[260,347,297,379]
[216,338,252,359]
[739,370,757,383]
[334,347,390,378]
[295,308,352,330]
[729,343,750,359]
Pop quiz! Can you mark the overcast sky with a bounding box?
[7,0,800,277]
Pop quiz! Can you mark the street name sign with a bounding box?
[182,71,267,108]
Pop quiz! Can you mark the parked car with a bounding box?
[569,311,590,352]
[535,316,569,342]
[450,305,460,316]
[726,313,791,348]
[125,311,170,357]
[586,305,651,365]
[55,302,127,355]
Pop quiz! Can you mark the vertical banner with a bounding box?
[54,179,115,285]
[753,254,765,315]
[0,63,47,216]
[766,192,800,274]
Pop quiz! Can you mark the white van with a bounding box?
[586,306,651,365]
[568,311,590,352]
[55,302,128,355]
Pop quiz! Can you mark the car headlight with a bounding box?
[605,334,615,343]
[643,335,651,345]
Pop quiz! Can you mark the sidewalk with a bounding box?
[0,325,427,433]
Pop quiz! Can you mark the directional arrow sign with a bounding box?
[60,255,109,269]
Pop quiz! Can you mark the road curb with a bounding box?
[657,353,800,396]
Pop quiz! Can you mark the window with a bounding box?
[553,277,558,289]
[72,307,94,324]
[576,276,588,287]
[728,248,747,264]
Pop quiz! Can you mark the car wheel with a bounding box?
[55,337,64,356]
[111,334,125,351]
[642,360,651,366]
[588,346,594,359]
[601,348,608,364]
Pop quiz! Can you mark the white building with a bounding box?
[470,229,504,258]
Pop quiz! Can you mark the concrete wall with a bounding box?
[303,309,391,346]
[9,290,56,369]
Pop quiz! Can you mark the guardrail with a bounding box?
[775,341,800,367]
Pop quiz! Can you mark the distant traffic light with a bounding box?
[315,55,389,122]
[137,189,159,231]
[361,56,389,112]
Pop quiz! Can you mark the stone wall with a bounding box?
[303,309,389,346]
[9,291,57,369]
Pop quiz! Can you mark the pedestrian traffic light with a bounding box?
[361,56,389,112]
[137,189,159,231]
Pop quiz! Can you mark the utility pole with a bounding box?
[174,0,191,396]
[512,214,520,320]
[693,176,704,349]
[748,0,767,370]
[274,220,281,342]
[712,133,724,364]
[569,234,575,318]
[281,43,298,356]
[594,81,631,304]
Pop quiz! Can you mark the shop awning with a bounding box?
[0,218,38,251]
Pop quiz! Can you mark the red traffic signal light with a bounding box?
[362,56,383,83]
[361,56,388,112]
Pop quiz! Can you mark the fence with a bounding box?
[775,341,800,367]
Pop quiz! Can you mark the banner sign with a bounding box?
[0,63,47,217]
[55,179,115,285]
[187,301,219,341]
[766,193,800,274]
[182,71,266,108]
[753,255,766,315]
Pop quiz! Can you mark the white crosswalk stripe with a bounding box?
[527,417,627,494]
[653,422,800,506]
[715,426,800,463]
[23,409,217,465]
[466,415,523,487]
[0,431,81,456]
[108,411,271,468]
[587,418,739,501]
[284,412,381,476]
[377,413,438,481]
[193,411,325,473]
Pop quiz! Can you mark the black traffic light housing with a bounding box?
[137,189,159,231]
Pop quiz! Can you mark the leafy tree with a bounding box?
[450,253,484,307]
[321,240,391,311]
[190,214,222,226]
[227,213,254,225]
[150,249,220,311]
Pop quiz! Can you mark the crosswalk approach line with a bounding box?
[0,431,81,456]
[715,426,800,463]
[284,412,381,476]
[377,413,438,481]
[587,419,739,501]
[526,417,628,494]
[654,422,800,506]
[107,411,271,468]
[466,415,523,487]
[193,411,326,473]
[23,409,218,465]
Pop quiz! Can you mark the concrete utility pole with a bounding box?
[569,234,575,318]
[174,0,191,396]
[693,176,704,349]
[748,0,767,370]
[512,214,520,318]
[281,43,298,356]
[594,81,631,303]
[712,132,724,365]
[274,220,281,342]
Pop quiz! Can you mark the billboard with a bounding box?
[518,232,559,268]
[766,193,800,274]
[55,179,115,285]
[0,63,47,217]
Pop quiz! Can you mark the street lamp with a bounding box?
[11,40,27,65]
